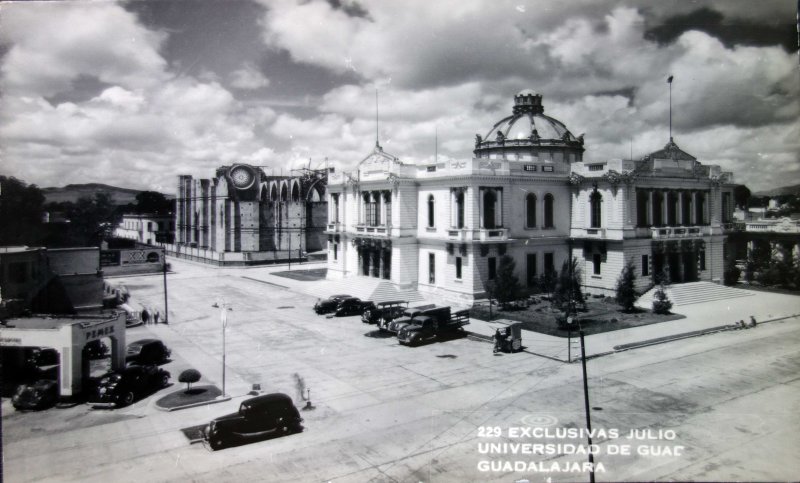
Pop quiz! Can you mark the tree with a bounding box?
[179,369,201,393]
[0,176,46,245]
[63,192,120,246]
[491,255,521,307]
[733,184,751,210]
[615,259,637,312]
[652,285,673,314]
[133,191,173,215]
[553,257,584,313]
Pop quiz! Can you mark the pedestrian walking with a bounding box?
[154,310,161,325]
[142,308,151,325]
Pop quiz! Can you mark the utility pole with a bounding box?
[212,301,232,398]
[580,330,596,483]
[162,248,169,324]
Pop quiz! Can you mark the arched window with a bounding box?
[543,193,554,228]
[427,194,435,228]
[526,193,537,228]
[590,191,602,228]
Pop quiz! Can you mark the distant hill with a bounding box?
[753,183,800,197]
[42,183,173,205]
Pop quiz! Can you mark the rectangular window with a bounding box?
[526,253,537,286]
[593,253,602,275]
[542,166,554,172]
[333,244,338,261]
[429,253,435,284]
[488,257,497,280]
[385,201,391,227]
[427,165,437,172]
[588,164,605,171]
[544,252,554,274]
[523,165,537,172]
[455,257,462,279]
[699,249,706,271]
[642,255,649,276]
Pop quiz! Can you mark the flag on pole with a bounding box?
[667,75,674,83]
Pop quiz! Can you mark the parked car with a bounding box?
[313,294,352,314]
[0,346,60,397]
[334,297,368,317]
[361,300,408,325]
[126,339,171,365]
[12,379,59,411]
[88,365,171,408]
[203,393,303,450]
[83,340,109,360]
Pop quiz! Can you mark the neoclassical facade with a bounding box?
[173,165,327,265]
[325,91,736,303]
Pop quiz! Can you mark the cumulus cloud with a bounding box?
[229,63,271,90]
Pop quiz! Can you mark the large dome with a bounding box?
[474,91,584,158]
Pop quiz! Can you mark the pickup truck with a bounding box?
[386,304,443,334]
[362,300,408,326]
[398,309,470,346]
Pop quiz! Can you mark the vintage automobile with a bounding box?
[334,297,368,317]
[126,339,171,365]
[361,300,408,325]
[203,393,303,450]
[12,379,59,411]
[88,365,171,408]
[313,294,352,315]
[386,305,448,334]
[398,310,470,346]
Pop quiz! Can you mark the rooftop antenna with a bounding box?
[667,75,674,142]
[375,88,380,149]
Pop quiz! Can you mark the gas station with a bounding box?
[0,312,126,397]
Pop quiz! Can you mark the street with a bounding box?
[3,258,799,482]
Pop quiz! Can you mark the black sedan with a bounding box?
[313,294,352,314]
[203,393,302,450]
[334,297,368,317]
[88,365,170,408]
[126,339,171,365]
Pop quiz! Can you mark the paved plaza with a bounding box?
[3,258,799,482]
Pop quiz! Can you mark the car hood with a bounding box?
[211,411,243,423]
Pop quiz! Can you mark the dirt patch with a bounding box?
[271,269,327,281]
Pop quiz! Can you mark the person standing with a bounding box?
[154,310,161,325]
[142,308,151,325]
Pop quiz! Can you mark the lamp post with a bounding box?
[212,301,232,397]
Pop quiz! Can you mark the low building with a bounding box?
[115,213,175,245]
[0,312,126,397]
[170,165,328,266]
[1,246,104,315]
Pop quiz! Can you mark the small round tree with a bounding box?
[652,285,673,315]
[179,369,201,393]
[615,259,637,312]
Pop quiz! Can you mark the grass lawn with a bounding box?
[471,296,684,337]
[271,268,328,281]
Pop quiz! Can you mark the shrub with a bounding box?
[492,255,521,307]
[552,257,584,313]
[179,369,201,392]
[615,259,637,312]
[652,285,673,315]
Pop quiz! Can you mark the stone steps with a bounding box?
[636,281,754,308]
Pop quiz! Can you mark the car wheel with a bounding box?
[160,374,170,388]
[210,436,225,450]
[121,391,135,407]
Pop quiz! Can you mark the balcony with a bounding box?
[573,227,607,238]
[447,229,468,241]
[650,226,707,239]
[355,224,390,237]
[476,228,508,242]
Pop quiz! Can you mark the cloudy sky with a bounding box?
[0,0,797,193]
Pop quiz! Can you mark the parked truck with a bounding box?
[397,308,470,346]
[386,304,442,333]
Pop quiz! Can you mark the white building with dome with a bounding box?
[324,91,736,304]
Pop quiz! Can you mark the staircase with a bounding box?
[306,277,426,305]
[636,281,754,308]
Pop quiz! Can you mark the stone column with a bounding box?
[677,190,684,225]
[648,190,654,226]
[479,188,485,229]
[497,188,503,227]
[662,190,669,226]
[691,192,697,225]
[377,191,383,226]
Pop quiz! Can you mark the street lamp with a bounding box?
[211,301,233,397]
